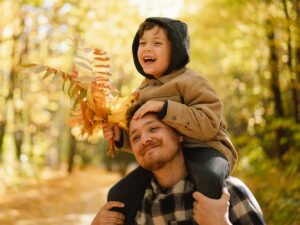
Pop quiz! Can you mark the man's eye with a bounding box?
[131,136,139,143]
[150,127,159,132]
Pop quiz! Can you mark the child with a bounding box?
[103,17,238,199]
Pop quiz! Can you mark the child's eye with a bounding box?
[154,42,162,46]
[139,41,146,46]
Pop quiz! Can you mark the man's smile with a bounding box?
[142,141,161,157]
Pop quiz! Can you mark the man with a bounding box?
[91,111,265,225]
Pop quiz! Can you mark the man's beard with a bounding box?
[141,149,179,172]
[143,158,165,171]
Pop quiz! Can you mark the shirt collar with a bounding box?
[150,175,193,197]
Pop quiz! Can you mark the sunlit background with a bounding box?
[0,0,299,224]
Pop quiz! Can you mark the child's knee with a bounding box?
[199,167,224,187]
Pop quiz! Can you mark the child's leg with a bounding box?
[107,166,152,216]
[184,147,229,199]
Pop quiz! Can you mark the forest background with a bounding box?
[0,0,299,224]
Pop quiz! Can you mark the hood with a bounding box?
[132,17,190,78]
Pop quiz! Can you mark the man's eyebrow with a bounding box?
[129,120,156,137]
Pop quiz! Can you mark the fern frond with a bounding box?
[24,39,138,157]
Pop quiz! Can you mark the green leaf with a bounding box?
[55,71,64,77]
[68,83,77,98]
[62,79,71,94]
[74,76,95,82]
[72,98,79,108]
[74,55,90,63]
[84,48,93,53]
[75,61,92,72]
[42,69,55,80]
[80,89,87,99]
[62,79,66,92]
[32,65,48,73]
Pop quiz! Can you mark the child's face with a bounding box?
[137,26,171,78]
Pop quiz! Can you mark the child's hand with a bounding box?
[90,201,125,225]
[133,100,164,119]
[102,123,121,142]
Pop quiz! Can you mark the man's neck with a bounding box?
[152,154,187,189]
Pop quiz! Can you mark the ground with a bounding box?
[0,167,121,225]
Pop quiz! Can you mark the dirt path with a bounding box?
[0,167,121,225]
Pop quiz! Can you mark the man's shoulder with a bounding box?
[226,176,262,212]
[226,176,265,225]
[107,166,152,201]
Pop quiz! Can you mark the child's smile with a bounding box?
[143,56,156,64]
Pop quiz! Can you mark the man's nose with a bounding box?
[141,134,152,145]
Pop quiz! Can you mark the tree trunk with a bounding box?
[294,0,300,123]
[282,0,299,121]
[266,18,289,158]
[8,17,26,161]
[67,130,77,174]
[0,120,6,162]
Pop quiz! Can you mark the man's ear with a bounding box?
[179,135,184,143]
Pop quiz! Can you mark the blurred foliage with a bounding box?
[233,138,300,225]
[0,0,299,224]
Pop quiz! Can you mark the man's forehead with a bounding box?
[129,115,159,134]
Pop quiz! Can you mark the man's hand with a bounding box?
[133,100,164,119]
[90,201,125,225]
[192,188,232,225]
[102,123,121,142]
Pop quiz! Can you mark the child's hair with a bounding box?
[137,21,171,41]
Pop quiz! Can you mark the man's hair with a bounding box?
[126,103,182,139]
[137,21,171,41]
[125,103,143,129]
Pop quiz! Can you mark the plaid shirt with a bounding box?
[135,176,195,225]
[135,176,265,225]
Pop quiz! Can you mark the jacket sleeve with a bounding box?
[162,75,223,141]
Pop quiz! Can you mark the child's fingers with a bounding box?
[102,124,113,140]
[133,101,164,119]
[103,201,125,210]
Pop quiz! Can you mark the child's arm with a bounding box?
[162,75,223,141]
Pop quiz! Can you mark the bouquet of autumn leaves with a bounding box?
[24,42,137,156]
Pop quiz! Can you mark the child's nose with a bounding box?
[144,45,151,51]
